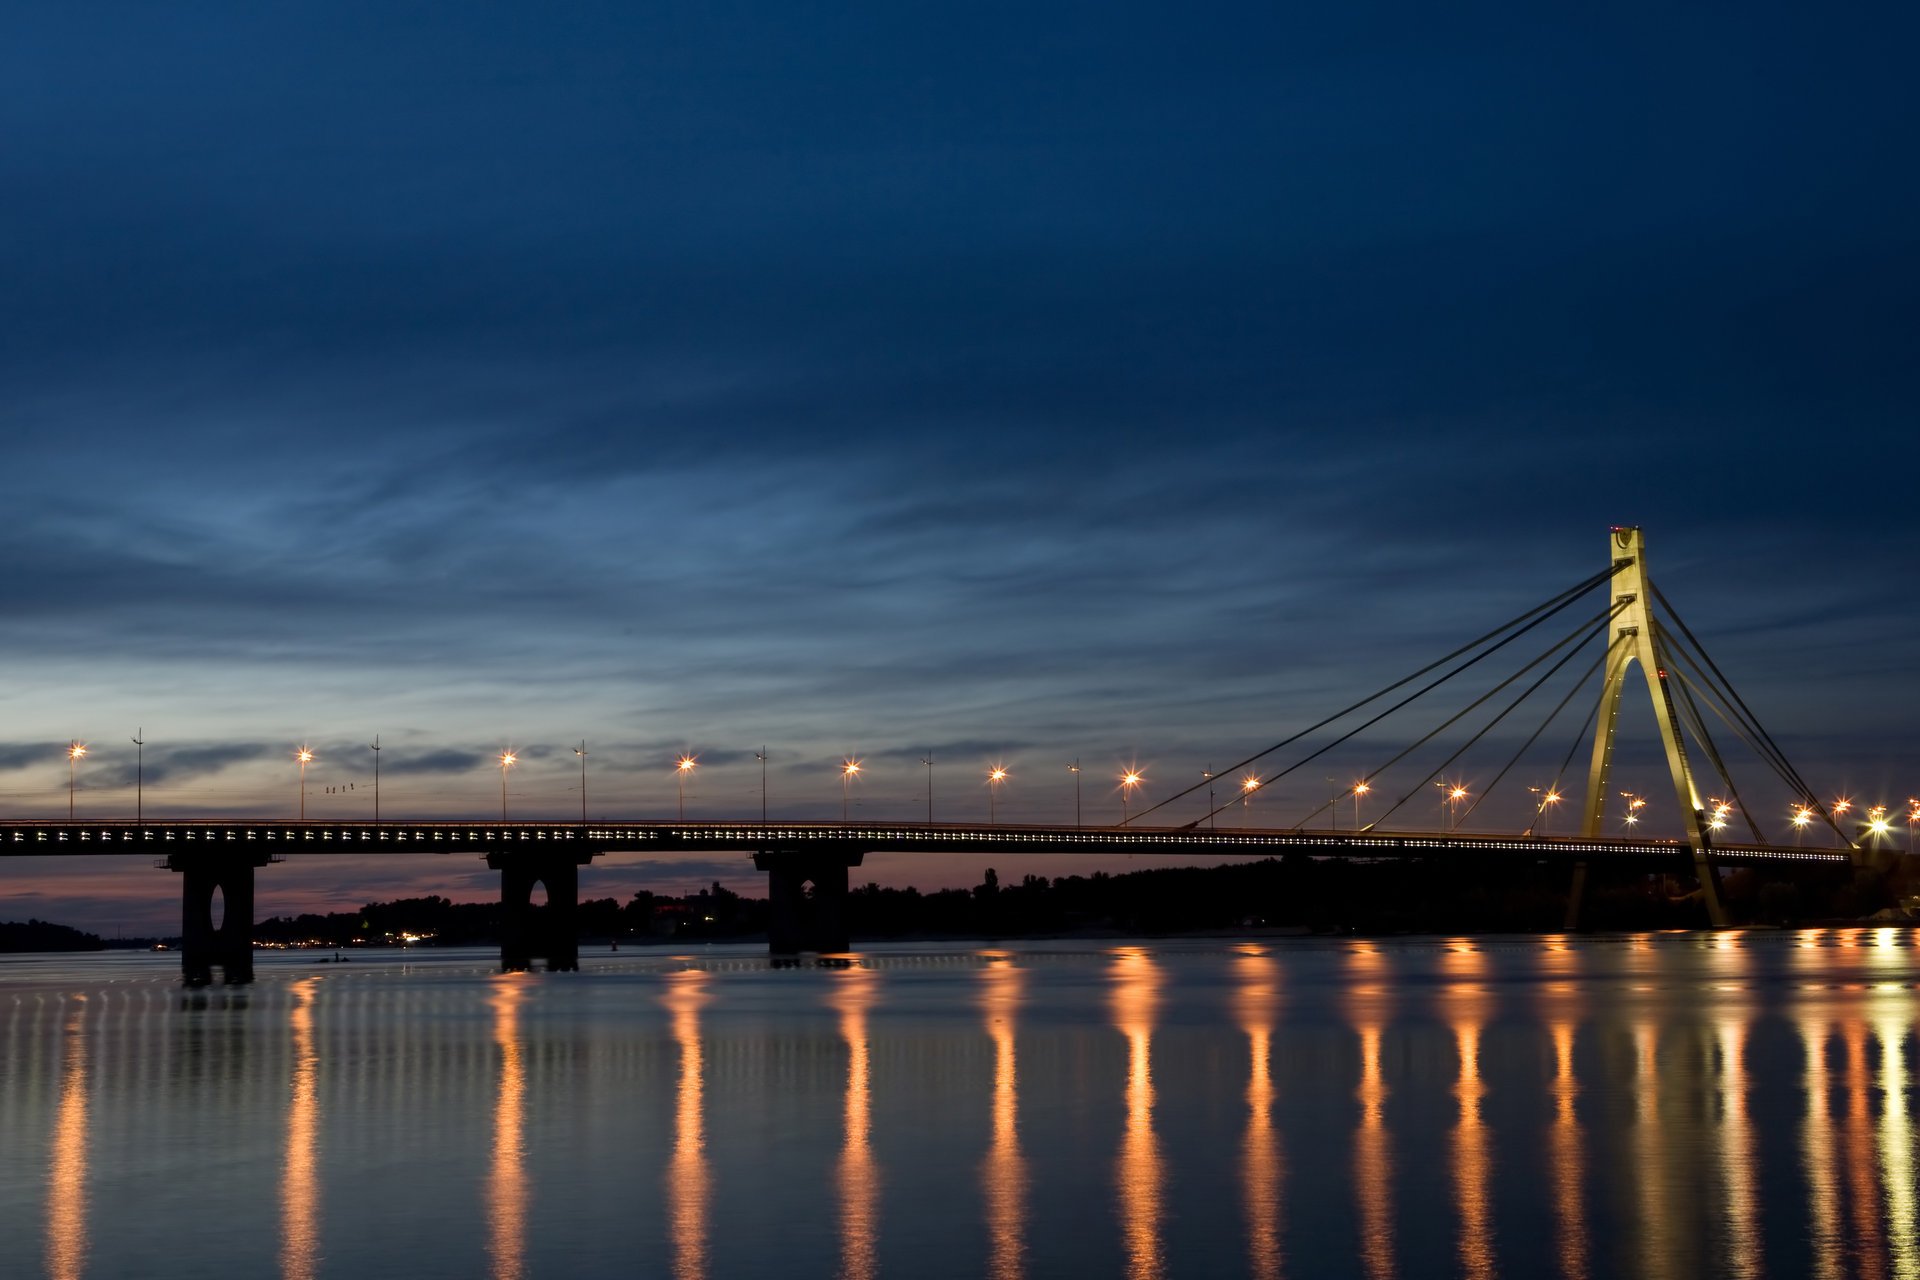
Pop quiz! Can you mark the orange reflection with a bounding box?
[1112,948,1164,1280]
[1548,1022,1588,1280]
[1236,947,1283,1280]
[980,958,1027,1280]
[1631,1023,1676,1280]
[282,978,322,1280]
[1843,1022,1889,1280]
[1443,946,1494,1280]
[1347,947,1395,1280]
[46,996,89,1280]
[663,972,710,1280]
[1799,1014,1843,1280]
[831,967,881,1280]
[488,978,529,1280]
[1874,1008,1917,1279]
[1714,1013,1761,1280]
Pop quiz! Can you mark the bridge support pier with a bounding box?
[488,850,594,972]
[168,851,271,986]
[754,850,865,955]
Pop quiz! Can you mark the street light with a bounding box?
[676,755,698,821]
[1241,775,1261,826]
[1353,780,1371,831]
[1620,790,1646,830]
[1203,767,1217,830]
[1119,770,1143,825]
[574,741,588,824]
[1792,805,1814,845]
[296,746,314,820]
[1069,761,1082,829]
[756,748,769,824]
[987,766,1009,824]
[67,742,87,820]
[131,730,144,824]
[921,752,934,823]
[1528,786,1562,834]
[1435,781,1467,832]
[498,750,516,821]
[369,734,381,824]
[1908,798,1919,856]
[842,759,862,821]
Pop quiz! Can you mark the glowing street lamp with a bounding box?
[1434,782,1468,832]
[920,752,934,824]
[296,746,314,820]
[498,750,516,820]
[1069,760,1082,830]
[841,759,861,821]
[1792,805,1814,845]
[1620,790,1646,831]
[67,742,87,820]
[1119,770,1143,825]
[1867,808,1894,844]
[987,766,1009,824]
[676,755,697,821]
[1241,775,1261,826]
[1908,799,1919,856]
[1529,785,1562,834]
[1352,780,1371,831]
[1706,797,1732,834]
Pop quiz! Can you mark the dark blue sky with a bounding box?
[4,3,1916,929]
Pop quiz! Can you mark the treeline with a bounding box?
[0,919,106,952]
[251,854,1893,946]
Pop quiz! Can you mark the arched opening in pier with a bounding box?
[209,884,225,933]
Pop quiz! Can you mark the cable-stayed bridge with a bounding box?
[0,527,1874,983]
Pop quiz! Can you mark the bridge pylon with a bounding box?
[1568,526,1726,927]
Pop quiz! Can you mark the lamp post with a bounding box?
[842,759,861,821]
[130,730,143,824]
[1435,782,1467,832]
[1069,760,1081,830]
[1353,780,1371,831]
[296,746,314,820]
[921,752,934,823]
[676,755,697,822]
[988,766,1008,825]
[1528,786,1561,834]
[498,750,516,821]
[1119,770,1143,825]
[1620,790,1645,831]
[369,735,381,824]
[574,741,588,824]
[1203,767,1216,830]
[1908,798,1918,856]
[67,742,87,820]
[756,748,769,824]
[1792,804,1813,845]
[1241,775,1261,825]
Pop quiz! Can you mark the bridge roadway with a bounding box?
[0,819,1851,984]
[0,817,1854,864]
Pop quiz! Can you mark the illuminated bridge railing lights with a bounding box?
[0,820,1855,864]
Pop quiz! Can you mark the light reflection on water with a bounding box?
[1234,946,1282,1280]
[1111,947,1163,1280]
[45,995,87,1280]
[980,954,1026,1280]
[488,976,529,1280]
[664,971,710,1280]
[5,934,1920,1279]
[280,977,321,1280]
[831,965,880,1280]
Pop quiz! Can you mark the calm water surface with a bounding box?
[2,931,1916,1279]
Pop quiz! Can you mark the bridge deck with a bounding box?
[0,820,1854,865]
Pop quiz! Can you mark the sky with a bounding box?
[3,2,1917,933]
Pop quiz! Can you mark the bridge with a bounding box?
[0,528,1877,983]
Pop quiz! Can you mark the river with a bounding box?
[1,931,1914,1279]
